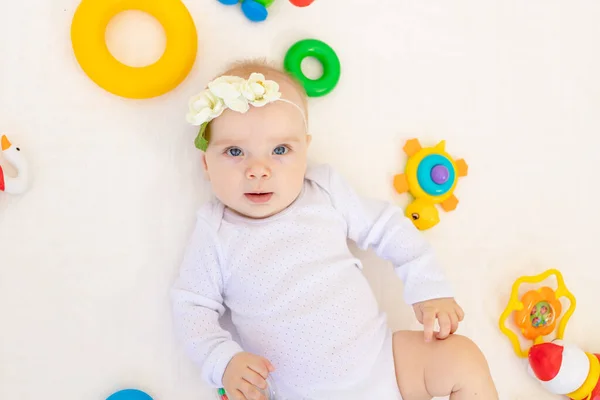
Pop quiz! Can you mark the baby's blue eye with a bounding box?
[226,147,243,157]
[273,146,288,155]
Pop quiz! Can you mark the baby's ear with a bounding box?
[201,154,210,180]
[305,134,312,147]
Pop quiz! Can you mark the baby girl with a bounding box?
[171,60,498,400]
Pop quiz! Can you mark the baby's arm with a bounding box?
[171,216,244,387]
[312,165,461,337]
[172,216,274,400]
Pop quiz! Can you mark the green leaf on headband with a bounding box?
[195,123,208,151]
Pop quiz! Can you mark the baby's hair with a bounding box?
[203,58,309,145]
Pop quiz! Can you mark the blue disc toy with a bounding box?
[106,389,153,400]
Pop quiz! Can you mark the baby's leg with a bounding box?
[392,331,498,400]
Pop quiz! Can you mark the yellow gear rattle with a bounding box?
[499,269,600,399]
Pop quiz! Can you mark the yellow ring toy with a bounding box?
[71,0,197,99]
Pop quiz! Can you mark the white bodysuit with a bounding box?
[171,164,454,399]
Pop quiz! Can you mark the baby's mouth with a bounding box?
[244,192,273,204]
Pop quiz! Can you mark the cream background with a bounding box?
[1,0,599,399]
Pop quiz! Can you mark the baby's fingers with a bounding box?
[242,368,268,391]
[264,358,275,373]
[248,357,272,379]
[450,312,459,334]
[230,389,247,400]
[436,313,451,339]
[240,380,267,400]
[457,304,465,321]
[422,308,436,342]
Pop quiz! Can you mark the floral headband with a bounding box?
[185,72,308,151]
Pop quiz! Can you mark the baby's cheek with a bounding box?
[280,152,303,164]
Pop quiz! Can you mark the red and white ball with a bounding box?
[527,341,589,395]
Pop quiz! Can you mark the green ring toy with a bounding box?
[284,39,341,97]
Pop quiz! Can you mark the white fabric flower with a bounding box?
[208,75,249,113]
[186,72,292,146]
[185,89,225,126]
[241,73,281,107]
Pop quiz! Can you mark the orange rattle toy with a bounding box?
[499,269,600,399]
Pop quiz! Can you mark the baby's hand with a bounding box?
[412,297,465,342]
[222,352,275,400]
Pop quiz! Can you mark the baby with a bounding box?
[171,60,498,400]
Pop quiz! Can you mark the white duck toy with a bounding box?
[0,134,28,194]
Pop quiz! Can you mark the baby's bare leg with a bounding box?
[392,331,498,400]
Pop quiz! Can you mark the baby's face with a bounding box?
[203,76,310,219]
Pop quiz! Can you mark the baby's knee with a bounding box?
[442,334,490,374]
[393,331,495,399]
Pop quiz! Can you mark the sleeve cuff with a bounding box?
[403,280,455,305]
[205,340,244,387]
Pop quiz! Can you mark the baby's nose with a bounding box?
[246,164,271,179]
